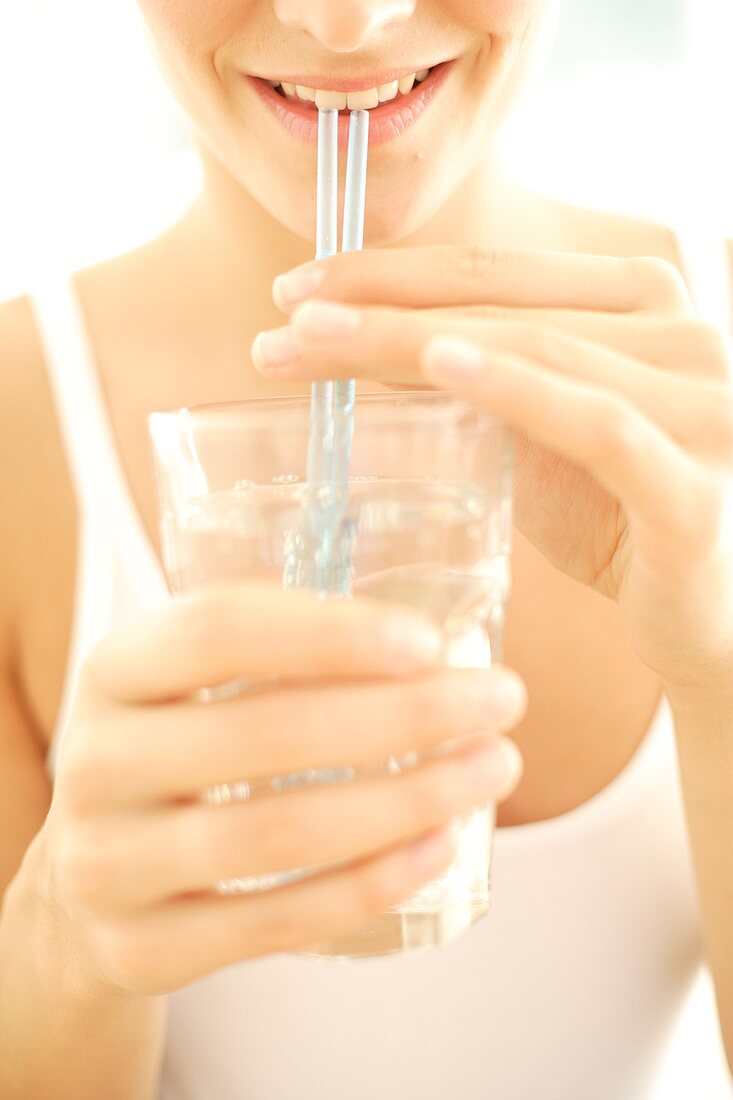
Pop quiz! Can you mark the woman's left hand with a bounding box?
[252,246,733,694]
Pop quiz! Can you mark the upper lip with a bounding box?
[248,63,446,92]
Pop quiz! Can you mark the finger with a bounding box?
[253,304,731,453]
[94,822,460,993]
[82,581,443,705]
[72,735,520,913]
[475,311,730,382]
[421,336,704,546]
[166,787,502,975]
[71,667,527,806]
[471,323,733,461]
[252,299,475,386]
[271,246,692,315]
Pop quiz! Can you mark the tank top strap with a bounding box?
[673,219,732,330]
[27,270,131,526]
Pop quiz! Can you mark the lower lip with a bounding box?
[247,61,454,148]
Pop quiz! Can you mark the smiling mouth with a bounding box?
[247,61,454,146]
[269,67,435,111]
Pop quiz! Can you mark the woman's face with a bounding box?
[136,0,560,244]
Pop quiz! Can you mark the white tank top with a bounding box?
[27,228,731,1100]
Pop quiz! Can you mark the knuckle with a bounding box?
[54,828,109,910]
[482,304,516,325]
[591,401,644,463]
[684,473,731,556]
[453,245,508,284]
[93,922,168,995]
[57,746,112,816]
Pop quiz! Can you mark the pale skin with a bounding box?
[0,0,732,1097]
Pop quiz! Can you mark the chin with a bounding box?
[237,146,475,248]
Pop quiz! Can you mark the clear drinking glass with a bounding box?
[148,392,514,959]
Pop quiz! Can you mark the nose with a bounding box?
[273,0,417,54]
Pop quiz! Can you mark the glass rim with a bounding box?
[148,390,506,431]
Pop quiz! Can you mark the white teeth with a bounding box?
[314,89,348,110]
[275,70,429,110]
[347,87,379,110]
[377,80,399,103]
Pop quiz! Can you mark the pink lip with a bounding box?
[246,60,454,148]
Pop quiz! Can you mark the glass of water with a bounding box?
[148,391,514,958]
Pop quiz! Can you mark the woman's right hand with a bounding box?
[39,582,526,996]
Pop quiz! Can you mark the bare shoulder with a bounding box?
[524,189,686,268]
[0,293,74,592]
[0,292,76,744]
[0,294,77,880]
[542,196,733,334]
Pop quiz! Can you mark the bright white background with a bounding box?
[0,2,731,1095]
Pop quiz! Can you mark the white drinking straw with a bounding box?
[286,108,370,594]
[306,108,339,491]
[317,110,370,594]
[331,109,370,485]
[342,110,370,253]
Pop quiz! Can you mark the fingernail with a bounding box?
[251,327,301,371]
[273,266,324,310]
[496,739,524,793]
[292,300,361,340]
[422,336,487,383]
[465,737,523,797]
[489,673,527,717]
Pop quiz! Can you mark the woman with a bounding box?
[0,1,731,1097]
